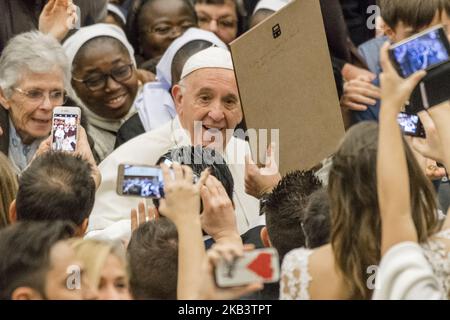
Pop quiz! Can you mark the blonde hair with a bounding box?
[0,154,18,228]
[69,239,127,288]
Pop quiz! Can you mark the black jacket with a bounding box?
[340,0,377,46]
[114,113,145,149]
[0,106,9,156]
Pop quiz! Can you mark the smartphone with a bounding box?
[389,25,450,78]
[51,106,81,152]
[397,112,426,138]
[215,248,280,288]
[117,164,165,198]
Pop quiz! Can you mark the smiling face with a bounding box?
[172,67,243,150]
[0,67,65,144]
[138,0,197,60]
[71,38,138,120]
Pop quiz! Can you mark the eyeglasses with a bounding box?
[72,64,134,92]
[197,15,237,29]
[13,87,68,106]
[143,22,196,37]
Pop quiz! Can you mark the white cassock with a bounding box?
[86,117,261,243]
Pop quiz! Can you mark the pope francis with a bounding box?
[86,47,261,242]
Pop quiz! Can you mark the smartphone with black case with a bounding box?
[389,25,450,112]
[389,25,450,78]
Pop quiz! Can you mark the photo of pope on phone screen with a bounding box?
[51,113,78,152]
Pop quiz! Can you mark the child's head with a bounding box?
[379,0,442,42]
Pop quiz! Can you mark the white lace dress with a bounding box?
[421,228,450,298]
[280,248,314,300]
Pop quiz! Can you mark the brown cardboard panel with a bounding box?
[230,0,345,175]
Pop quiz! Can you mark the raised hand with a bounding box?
[340,75,380,111]
[158,163,209,226]
[75,126,101,189]
[379,43,427,113]
[378,41,427,253]
[39,0,79,42]
[245,143,281,199]
[200,176,241,245]
[130,201,159,233]
[412,111,445,164]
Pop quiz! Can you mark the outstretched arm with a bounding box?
[39,0,78,42]
[377,42,427,254]
[158,163,209,300]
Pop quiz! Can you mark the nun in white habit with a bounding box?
[63,23,142,161]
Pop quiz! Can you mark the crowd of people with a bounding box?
[0,0,450,301]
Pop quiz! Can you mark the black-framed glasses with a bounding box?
[13,87,68,106]
[72,64,134,92]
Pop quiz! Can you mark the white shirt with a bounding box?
[87,117,261,242]
[373,242,444,300]
[54,128,65,139]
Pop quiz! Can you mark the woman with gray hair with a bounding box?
[0,31,70,172]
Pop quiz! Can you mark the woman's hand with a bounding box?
[412,111,445,164]
[130,201,159,233]
[158,163,209,226]
[245,143,281,199]
[200,176,241,245]
[39,0,79,41]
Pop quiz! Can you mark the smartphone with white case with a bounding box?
[51,106,81,153]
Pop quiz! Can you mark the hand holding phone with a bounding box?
[389,25,450,112]
[215,248,280,288]
[51,106,81,153]
[117,162,200,198]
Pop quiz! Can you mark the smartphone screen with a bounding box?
[119,165,165,198]
[390,27,450,77]
[397,112,425,137]
[51,113,79,152]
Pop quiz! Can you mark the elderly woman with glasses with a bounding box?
[0,31,70,172]
[64,24,142,161]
